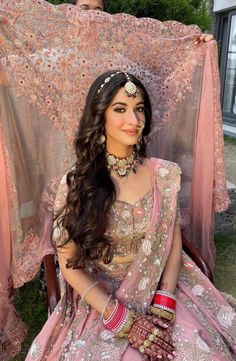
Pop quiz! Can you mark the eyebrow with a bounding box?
[112,101,144,107]
[79,4,103,10]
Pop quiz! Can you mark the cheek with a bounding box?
[105,115,125,133]
[139,112,146,124]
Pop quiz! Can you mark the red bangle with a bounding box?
[153,295,176,310]
[103,302,128,332]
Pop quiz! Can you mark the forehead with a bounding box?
[76,0,104,9]
[110,87,144,104]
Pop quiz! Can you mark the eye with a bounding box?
[136,106,145,112]
[114,107,126,113]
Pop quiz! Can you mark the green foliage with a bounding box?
[13,278,47,361]
[47,0,211,31]
[224,134,236,145]
[106,0,211,30]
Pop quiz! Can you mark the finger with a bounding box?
[151,316,169,329]
[145,344,168,360]
[204,35,214,42]
[147,334,173,352]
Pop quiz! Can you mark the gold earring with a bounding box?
[136,138,142,151]
[98,134,106,145]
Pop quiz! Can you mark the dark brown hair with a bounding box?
[56,71,152,268]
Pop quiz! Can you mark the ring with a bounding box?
[139,345,145,353]
[148,334,157,342]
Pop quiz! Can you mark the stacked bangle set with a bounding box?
[150,290,176,322]
[81,281,176,341]
[103,300,136,337]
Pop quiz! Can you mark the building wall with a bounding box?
[214,0,236,13]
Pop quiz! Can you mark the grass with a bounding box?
[12,233,236,359]
[224,134,236,145]
[214,232,236,298]
[13,278,47,361]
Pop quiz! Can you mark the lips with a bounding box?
[123,129,139,136]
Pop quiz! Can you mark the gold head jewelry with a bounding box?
[124,73,138,98]
[97,72,138,97]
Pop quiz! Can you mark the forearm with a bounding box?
[58,245,115,319]
[159,225,182,294]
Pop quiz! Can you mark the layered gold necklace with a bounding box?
[106,151,142,179]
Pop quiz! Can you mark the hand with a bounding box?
[195,34,214,44]
[149,314,173,331]
[128,315,176,360]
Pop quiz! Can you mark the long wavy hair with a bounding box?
[56,71,152,268]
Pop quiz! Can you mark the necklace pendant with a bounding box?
[118,168,127,177]
[106,150,142,179]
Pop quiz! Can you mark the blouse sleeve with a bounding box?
[52,173,69,247]
[175,201,181,226]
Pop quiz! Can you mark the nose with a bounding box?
[127,109,139,126]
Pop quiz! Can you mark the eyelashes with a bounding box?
[113,106,145,113]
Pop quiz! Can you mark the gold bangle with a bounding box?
[149,306,175,322]
[117,309,137,338]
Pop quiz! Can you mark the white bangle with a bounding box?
[101,294,112,320]
[156,290,176,300]
[81,281,99,302]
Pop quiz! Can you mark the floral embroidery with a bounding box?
[29,342,42,359]
[138,277,150,290]
[192,284,204,297]
[159,167,170,177]
[142,239,152,255]
[217,305,235,328]
[196,336,210,353]
[100,330,114,341]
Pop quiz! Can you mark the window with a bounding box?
[218,10,236,125]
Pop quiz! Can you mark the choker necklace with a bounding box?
[106,151,142,179]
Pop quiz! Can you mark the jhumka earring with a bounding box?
[136,137,142,151]
[98,134,106,146]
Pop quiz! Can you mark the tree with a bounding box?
[47,0,211,31]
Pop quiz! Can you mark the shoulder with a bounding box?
[149,157,182,193]
[54,173,68,212]
[149,157,181,174]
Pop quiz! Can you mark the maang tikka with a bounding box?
[97,71,138,98]
[124,73,138,98]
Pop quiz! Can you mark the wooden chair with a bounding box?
[43,233,213,314]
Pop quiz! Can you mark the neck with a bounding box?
[106,144,134,158]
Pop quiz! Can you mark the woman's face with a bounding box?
[104,86,145,155]
[76,0,104,11]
